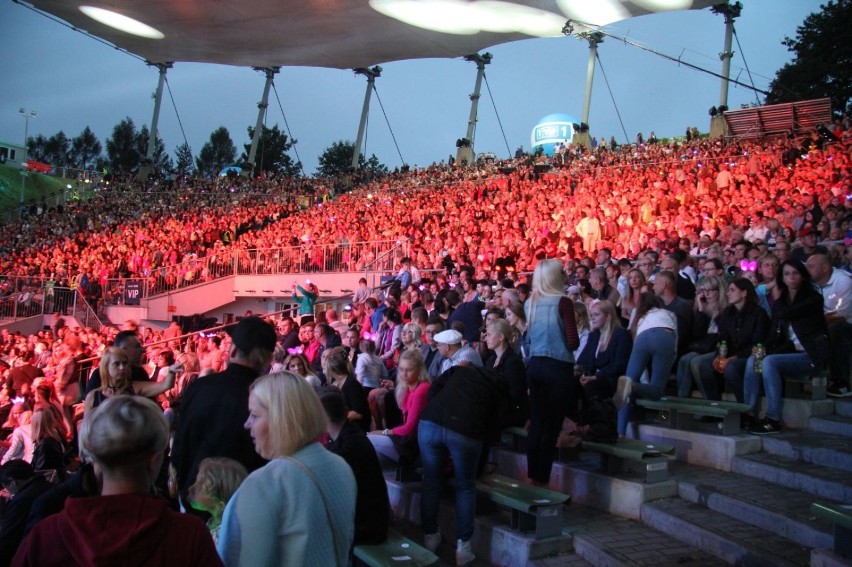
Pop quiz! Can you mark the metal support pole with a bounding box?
[352,66,382,170]
[146,62,172,164]
[579,32,604,126]
[18,108,36,207]
[247,67,279,175]
[463,53,492,149]
[711,2,742,109]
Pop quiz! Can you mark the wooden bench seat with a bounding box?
[476,473,569,539]
[636,396,752,435]
[811,502,852,558]
[353,529,439,566]
[581,438,676,483]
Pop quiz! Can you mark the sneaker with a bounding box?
[749,418,782,435]
[613,376,632,410]
[456,539,475,566]
[827,383,852,398]
[424,532,441,553]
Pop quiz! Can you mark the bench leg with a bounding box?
[600,453,623,475]
[835,524,852,558]
[811,375,827,401]
[511,505,562,539]
[643,457,669,483]
[720,413,740,435]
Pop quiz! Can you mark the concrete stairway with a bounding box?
[385,399,852,566]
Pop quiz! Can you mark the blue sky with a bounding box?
[0,1,824,174]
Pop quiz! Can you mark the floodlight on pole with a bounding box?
[352,66,382,170]
[19,108,37,206]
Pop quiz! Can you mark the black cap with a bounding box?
[226,316,276,354]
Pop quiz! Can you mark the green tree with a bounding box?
[315,140,387,178]
[241,124,301,176]
[174,142,194,174]
[136,125,173,172]
[26,134,48,163]
[196,126,237,177]
[766,0,852,111]
[43,131,70,167]
[106,117,141,173]
[69,126,102,170]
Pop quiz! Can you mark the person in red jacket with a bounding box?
[13,396,222,567]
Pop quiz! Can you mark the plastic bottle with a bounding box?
[718,340,728,358]
[754,343,765,375]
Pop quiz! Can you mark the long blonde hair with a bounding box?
[394,349,430,409]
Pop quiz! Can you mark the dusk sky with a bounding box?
[1,1,824,174]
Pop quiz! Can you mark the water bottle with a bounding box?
[718,340,728,358]
[754,343,765,375]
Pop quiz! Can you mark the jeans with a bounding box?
[676,351,716,397]
[526,357,575,484]
[618,327,676,435]
[418,420,482,542]
[744,352,812,421]
[723,356,750,403]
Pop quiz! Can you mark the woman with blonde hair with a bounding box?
[282,353,322,391]
[218,372,356,567]
[83,347,180,416]
[524,259,580,486]
[576,300,633,400]
[484,319,528,427]
[367,349,431,465]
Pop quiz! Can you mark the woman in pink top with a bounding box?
[367,349,430,466]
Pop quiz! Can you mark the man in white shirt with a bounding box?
[806,251,852,397]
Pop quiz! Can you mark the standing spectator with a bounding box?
[218,372,356,566]
[524,259,580,486]
[171,317,275,513]
[13,397,222,567]
[292,281,318,324]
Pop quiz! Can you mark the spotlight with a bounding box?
[708,107,718,117]
[718,105,728,113]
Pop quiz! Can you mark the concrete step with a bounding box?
[641,497,812,566]
[566,504,721,567]
[809,413,852,438]
[386,479,572,566]
[673,463,833,549]
[731,452,852,502]
[761,430,852,472]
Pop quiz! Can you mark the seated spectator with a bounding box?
[323,348,370,433]
[281,354,322,391]
[576,300,633,400]
[676,275,728,398]
[744,261,828,434]
[1,407,33,466]
[14,396,221,566]
[713,279,772,416]
[435,330,483,373]
[0,460,52,565]
[321,388,389,546]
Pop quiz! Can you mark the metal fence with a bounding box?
[100,239,410,305]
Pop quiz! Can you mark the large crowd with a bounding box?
[0,125,849,566]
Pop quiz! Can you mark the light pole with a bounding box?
[19,108,36,206]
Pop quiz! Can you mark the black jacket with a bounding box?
[325,422,389,546]
[171,363,266,507]
[717,303,772,358]
[421,366,510,441]
[485,348,528,428]
[576,327,633,394]
[769,286,827,364]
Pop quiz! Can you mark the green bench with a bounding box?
[811,502,852,558]
[353,529,439,566]
[476,473,569,539]
[636,396,752,435]
[582,438,675,483]
[502,426,528,452]
[784,374,827,400]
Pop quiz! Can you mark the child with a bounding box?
[188,457,248,544]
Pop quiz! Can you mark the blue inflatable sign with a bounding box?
[530,113,578,155]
